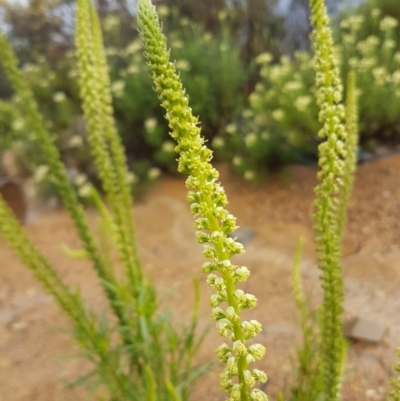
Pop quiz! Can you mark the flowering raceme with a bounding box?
[310,0,353,400]
[137,0,267,400]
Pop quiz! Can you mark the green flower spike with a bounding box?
[137,1,267,400]
[310,0,353,400]
[76,0,142,293]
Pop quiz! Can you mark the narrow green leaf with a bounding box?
[166,380,182,401]
[144,366,157,401]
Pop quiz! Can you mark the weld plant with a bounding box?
[137,0,268,400]
[310,0,358,400]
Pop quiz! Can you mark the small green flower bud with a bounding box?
[196,230,210,244]
[190,202,200,214]
[194,217,210,230]
[233,266,250,282]
[218,259,233,272]
[220,370,233,390]
[248,343,266,360]
[210,230,223,244]
[186,190,199,203]
[207,167,219,180]
[222,237,244,256]
[244,370,256,387]
[206,273,217,286]
[230,384,241,400]
[232,340,247,356]
[211,207,225,220]
[217,318,232,337]
[202,261,216,274]
[252,369,267,383]
[246,353,256,365]
[333,89,342,103]
[212,307,226,321]
[242,293,257,309]
[201,181,215,196]
[250,388,268,401]
[214,186,228,206]
[231,240,245,255]
[234,289,246,303]
[318,156,327,167]
[242,320,262,339]
[213,277,226,292]
[185,175,200,189]
[210,293,225,307]
[250,319,262,332]
[203,245,216,259]
[216,343,232,363]
[226,306,239,323]
[221,214,238,234]
[201,150,213,165]
[198,201,212,216]
[226,355,238,375]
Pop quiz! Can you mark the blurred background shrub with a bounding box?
[212,51,320,182]
[339,0,400,149]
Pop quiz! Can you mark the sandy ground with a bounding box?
[1,157,400,401]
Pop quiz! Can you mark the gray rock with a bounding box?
[343,316,387,344]
[229,227,255,246]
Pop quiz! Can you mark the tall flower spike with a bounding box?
[137,1,267,400]
[76,0,142,294]
[0,33,129,330]
[309,0,351,400]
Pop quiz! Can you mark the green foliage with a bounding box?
[0,98,21,150]
[338,5,400,146]
[214,51,319,181]
[155,0,283,62]
[0,0,70,63]
[340,0,400,45]
[0,1,206,400]
[171,24,246,141]
[1,54,98,199]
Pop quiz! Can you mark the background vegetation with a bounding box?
[0,0,399,190]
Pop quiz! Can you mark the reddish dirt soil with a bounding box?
[1,157,400,401]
